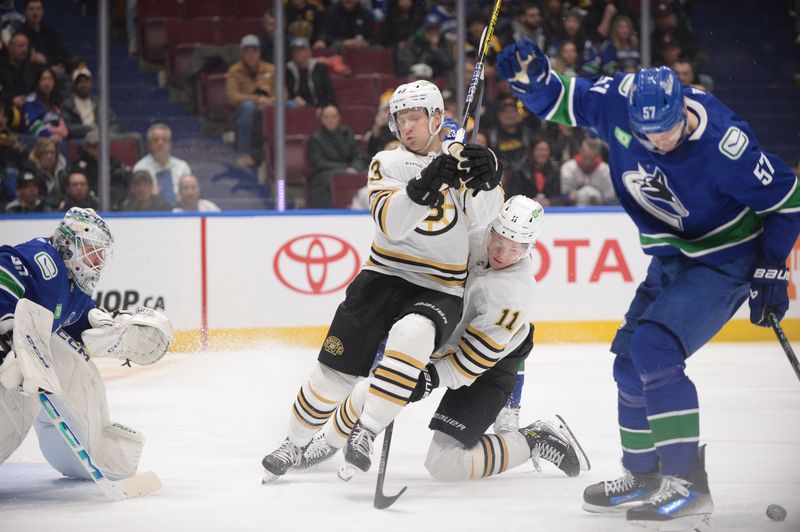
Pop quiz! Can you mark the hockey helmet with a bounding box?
[52,207,114,295]
[388,80,444,140]
[627,66,687,152]
[492,195,544,245]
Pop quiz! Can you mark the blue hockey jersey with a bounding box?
[0,238,95,337]
[514,71,800,265]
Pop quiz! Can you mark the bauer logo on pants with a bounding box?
[273,234,361,295]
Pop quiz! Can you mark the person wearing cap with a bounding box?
[396,13,453,78]
[226,34,277,168]
[4,165,48,213]
[62,65,117,139]
[120,169,172,212]
[286,37,335,109]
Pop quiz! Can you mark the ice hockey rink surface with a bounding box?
[1,342,798,532]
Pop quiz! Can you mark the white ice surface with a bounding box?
[1,342,798,532]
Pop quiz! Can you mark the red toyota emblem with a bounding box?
[273,234,361,294]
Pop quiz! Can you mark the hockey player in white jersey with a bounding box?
[299,196,590,481]
[0,208,173,482]
[262,80,505,480]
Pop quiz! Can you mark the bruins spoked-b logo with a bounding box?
[415,195,458,235]
[323,335,344,356]
[622,163,689,230]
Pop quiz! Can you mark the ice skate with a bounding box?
[626,446,713,530]
[296,432,338,470]
[342,422,376,474]
[261,438,303,482]
[520,415,588,477]
[583,468,661,513]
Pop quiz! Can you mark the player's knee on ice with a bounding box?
[425,431,474,481]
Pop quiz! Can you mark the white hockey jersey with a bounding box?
[432,226,537,389]
[364,144,503,296]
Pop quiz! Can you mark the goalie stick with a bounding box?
[38,392,162,500]
[768,312,800,382]
[373,420,406,509]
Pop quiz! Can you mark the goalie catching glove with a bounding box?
[82,306,173,365]
[406,153,462,208]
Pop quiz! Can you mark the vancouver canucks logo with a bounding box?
[622,163,689,230]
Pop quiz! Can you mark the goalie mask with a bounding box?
[488,196,544,268]
[52,207,114,295]
[388,80,444,142]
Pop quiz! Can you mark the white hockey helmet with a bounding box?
[52,207,114,295]
[388,80,445,139]
[491,195,544,246]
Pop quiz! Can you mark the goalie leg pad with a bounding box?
[34,330,143,480]
[0,386,39,463]
[0,299,61,395]
[287,362,359,448]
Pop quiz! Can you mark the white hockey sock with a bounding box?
[324,379,369,449]
[360,313,435,434]
[424,430,532,481]
[287,363,357,448]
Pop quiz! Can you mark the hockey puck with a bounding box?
[766,504,787,522]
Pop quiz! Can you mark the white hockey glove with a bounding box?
[0,299,62,395]
[82,307,173,366]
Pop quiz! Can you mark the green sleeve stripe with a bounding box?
[759,178,800,214]
[0,266,24,299]
[647,410,699,444]
[620,427,654,451]
[640,208,763,257]
[544,72,576,127]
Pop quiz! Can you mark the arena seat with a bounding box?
[342,48,395,76]
[330,172,367,209]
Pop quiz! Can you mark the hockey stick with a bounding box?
[38,392,162,500]
[453,0,503,146]
[768,312,800,382]
[373,420,406,509]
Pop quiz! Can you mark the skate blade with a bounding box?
[338,464,357,482]
[581,501,642,514]
[628,513,711,532]
[554,414,591,472]
[261,470,280,484]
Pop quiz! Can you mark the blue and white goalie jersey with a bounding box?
[0,238,95,336]
[517,71,800,264]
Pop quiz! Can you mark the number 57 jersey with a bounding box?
[522,71,800,265]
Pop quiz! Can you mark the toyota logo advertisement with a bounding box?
[273,234,361,295]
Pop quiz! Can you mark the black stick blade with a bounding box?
[373,421,407,509]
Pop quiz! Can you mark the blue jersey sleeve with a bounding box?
[722,142,800,262]
[0,247,28,322]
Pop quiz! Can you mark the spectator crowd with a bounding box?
[2,0,721,213]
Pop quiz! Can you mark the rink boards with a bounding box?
[2,209,798,350]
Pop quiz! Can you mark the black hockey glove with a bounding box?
[407,363,439,403]
[406,154,461,208]
[460,144,503,195]
[749,260,790,327]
